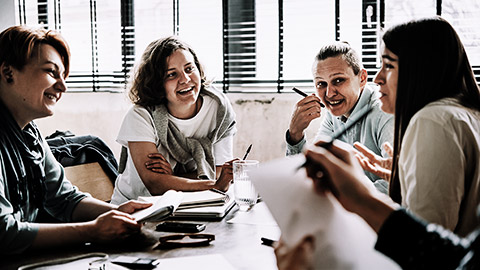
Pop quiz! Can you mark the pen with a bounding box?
[292,87,325,108]
[297,105,374,170]
[242,144,253,160]
[210,188,226,195]
[261,237,277,247]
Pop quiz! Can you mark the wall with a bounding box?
[35,92,324,163]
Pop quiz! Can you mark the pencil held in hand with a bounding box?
[292,87,325,108]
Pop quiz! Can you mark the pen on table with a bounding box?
[242,144,253,160]
[297,105,374,171]
[292,87,325,108]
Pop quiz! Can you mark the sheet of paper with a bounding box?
[158,254,235,270]
[250,155,400,270]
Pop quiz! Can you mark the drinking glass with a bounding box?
[233,160,259,211]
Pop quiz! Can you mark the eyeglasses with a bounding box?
[155,233,215,249]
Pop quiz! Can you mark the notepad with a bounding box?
[132,190,183,222]
[139,189,228,210]
[173,188,235,220]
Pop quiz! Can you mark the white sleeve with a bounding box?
[399,116,465,231]
[213,135,234,165]
[116,106,157,147]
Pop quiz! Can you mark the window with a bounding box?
[378,0,480,83]
[14,0,479,93]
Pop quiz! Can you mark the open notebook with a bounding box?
[132,190,183,222]
[139,188,236,220]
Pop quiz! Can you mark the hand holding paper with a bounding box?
[250,155,400,269]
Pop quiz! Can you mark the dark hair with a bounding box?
[129,36,206,107]
[314,41,363,75]
[0,25,70,78]
[384,17,480,203]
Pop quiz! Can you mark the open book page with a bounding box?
[177,190,227,209]
[250,155,400,270]
[139,190,227,210]
[174,187,235,219]
[132,190,183,222]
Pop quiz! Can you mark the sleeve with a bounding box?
[0,141,87,254]
[375,209,471,270]
[116,106,157,147]
[213,134,233,165]
[42,140,87,222]
[399,116,465,231]
[0,168,39,254]
[376,113,394,158]
[285,130,306,156]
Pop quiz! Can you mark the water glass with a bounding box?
[233,160,259,211]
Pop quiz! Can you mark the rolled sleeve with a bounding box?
[285,130,306,156]
[0,177,39,254]
[0,214,39,254]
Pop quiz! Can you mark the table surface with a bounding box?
[2,205,279,270]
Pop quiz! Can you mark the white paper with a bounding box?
[250,155,400,270]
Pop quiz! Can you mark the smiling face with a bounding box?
[312,56,367,117]
[4,44,66,127]
[163,49,202,119]
[374,45,398,114]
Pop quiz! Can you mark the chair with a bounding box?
[64,162,114,202]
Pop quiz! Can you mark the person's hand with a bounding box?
[354,142,393,181]
[117,200,152,214]
[304,140,377,214]
[214,158,238,192]
[145,153,173,175]
[275,236,315,270]
[89,210,142,242]
[288,95,323,144]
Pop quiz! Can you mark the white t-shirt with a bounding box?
[111,95,233,204]
[399,98,480,237]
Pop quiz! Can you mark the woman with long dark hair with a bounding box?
[356,16,480,237]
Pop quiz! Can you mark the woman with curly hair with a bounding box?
[111,36,237,204]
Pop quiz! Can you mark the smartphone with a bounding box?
[111,255,160,269]
[155,222,206,233]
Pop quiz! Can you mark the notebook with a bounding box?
[138,188,236,220]
[173,193,236,220]
[132,190,183,222]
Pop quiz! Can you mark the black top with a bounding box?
[375,208,480,269]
